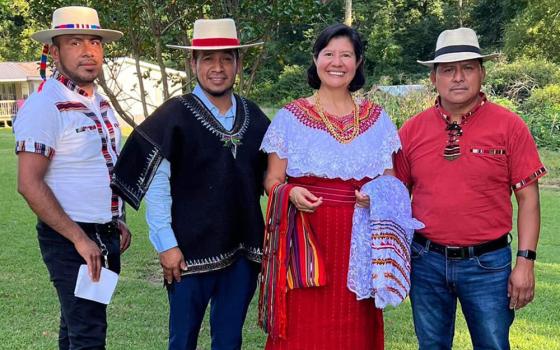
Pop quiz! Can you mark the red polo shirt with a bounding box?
[395,98,546,246]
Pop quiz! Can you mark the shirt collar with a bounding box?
[52,70,93,98]
[192,84,236,119]
[435,92,487,124]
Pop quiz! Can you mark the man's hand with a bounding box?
[159,247,187,284]
[508,258,535,310]
[74,235,102,282]
[117,220,132,253]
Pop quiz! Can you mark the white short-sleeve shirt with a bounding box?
[14,76,123,223]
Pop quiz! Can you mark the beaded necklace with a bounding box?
[313,91,360,144]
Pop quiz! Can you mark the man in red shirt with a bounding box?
[395,27,546,350]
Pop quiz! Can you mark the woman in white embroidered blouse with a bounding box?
[259,23,401,349]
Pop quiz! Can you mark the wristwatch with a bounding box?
[517,249,537,261]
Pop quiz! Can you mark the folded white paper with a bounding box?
[74,264,119,305]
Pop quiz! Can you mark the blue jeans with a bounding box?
[167,256,259,350]
[37,221,121,350]
[410,240,514,350]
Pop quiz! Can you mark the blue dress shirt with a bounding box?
[145,85,236,253]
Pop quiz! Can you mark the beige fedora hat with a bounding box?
[31,6,123,44]
[167,18,263,51]
[418,27,499,67]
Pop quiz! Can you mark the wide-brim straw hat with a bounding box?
[418,27,499,67]
[31,6,123,44]
[167,18,263,51]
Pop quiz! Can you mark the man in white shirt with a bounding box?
[14,6,131,350]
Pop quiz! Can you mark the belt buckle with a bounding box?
[445,246,466,259]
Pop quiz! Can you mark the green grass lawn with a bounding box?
[1,128,559,349]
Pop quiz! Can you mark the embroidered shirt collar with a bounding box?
[193,84,236,126]
[435,92,487,124]
[52,70,93,98]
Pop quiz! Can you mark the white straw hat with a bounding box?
[167,18,263,51]
[418,27,499,67]
[31,6,123,44]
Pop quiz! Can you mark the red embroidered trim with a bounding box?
[15,141,55,159]
[55,101,89,112]
[285,98,382,138]
[471,148,506,155]
[512,167,547,190]
[54,71,90,97]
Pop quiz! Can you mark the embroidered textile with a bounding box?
[348,175,424,308]
[14,75,122,223]
[261,98,400,180]
[258,183,327,339]
[53,70,90,97]
[179,93,250,158]
[112,93,269,274]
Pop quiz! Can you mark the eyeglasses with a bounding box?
[443,122,462,161]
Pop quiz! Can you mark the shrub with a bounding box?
[520,85,560,150]
[250,64,312,107]
[365,84,435,129]
[488,95,520,114]
[484,57,560,102]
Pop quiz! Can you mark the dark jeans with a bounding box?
[37,220,121,350]
[410,240,515,350]
[167,257,259,350]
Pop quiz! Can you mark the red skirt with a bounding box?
[265,177,384,350]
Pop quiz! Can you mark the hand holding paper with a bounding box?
[74,264,119,305]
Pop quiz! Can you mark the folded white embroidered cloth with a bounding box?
[348,175,424,308]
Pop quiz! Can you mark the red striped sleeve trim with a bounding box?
[15,141,55,159]
[512,166,547,190]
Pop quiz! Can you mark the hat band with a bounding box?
[54,24,101,29]
[191,37,240,47]
[435,45,481,57]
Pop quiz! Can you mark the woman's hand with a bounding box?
[289,186,323,213]
[355,190,370,208]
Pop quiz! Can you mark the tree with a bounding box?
[0,0,40,61]
[503,0,560,64]
[470,0,528,49]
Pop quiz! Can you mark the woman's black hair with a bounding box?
[307,23,365,92]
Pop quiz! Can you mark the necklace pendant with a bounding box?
[231,143,238,159]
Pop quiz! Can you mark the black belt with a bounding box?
[413,233,510,259]
[77,221,119,236]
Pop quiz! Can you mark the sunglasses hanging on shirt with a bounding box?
[435,93,487,161]
[444,122,463,161]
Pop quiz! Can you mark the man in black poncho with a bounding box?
[111,18,269,350]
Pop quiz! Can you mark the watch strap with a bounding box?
[517,249,537,261]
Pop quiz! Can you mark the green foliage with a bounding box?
[488,96,519,114]
[470,0,528,49]
[0,0,40,61]
[503,0,560,64]
[484,58,560,101]
[521,85,560,150]
[359,0,447,81]
[365,85,435,129]
[250,64,312,107]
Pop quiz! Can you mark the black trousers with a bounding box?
[37,220,120,350]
